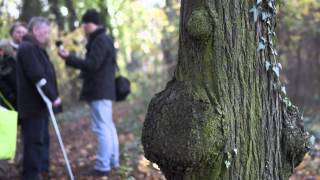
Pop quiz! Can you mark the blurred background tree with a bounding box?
[0,0,180,112]
[277,0,320,137]
[278,0,320,112]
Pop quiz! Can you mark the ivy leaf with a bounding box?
[272,49,278,56]
[260,37,267,44]
[233,148,238,155]
[257,42,266,52]
[268,1,274,9]
[225,160,231,169]
[268,31,276,36]
[250,5,259,23]
[265,61,271,71]
[282,97,292,107]
[269,40,273,46]
[277,63,282,70]
[310,136,316,145]
[272,66,280,77]
[266,19,272,26]
[281,86,286,95]
[262,12,271,21]
[257,37,266,52]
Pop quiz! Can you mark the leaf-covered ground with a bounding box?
[0,102,165,180]
[0,102,319,180]
[290,144,320,180]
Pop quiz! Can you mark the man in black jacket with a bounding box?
[0,41,16,109]
[17,17,61,180]
[58,9,119,176]
[0,22,27,110]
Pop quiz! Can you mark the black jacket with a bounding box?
[0,55,17,109]
[16,35,61,119]
[65,28,116,102]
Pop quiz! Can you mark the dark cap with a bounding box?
[81,9,101,25]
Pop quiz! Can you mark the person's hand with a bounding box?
[53,97,62,107]
[58,49,70,60]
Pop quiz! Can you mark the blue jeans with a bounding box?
[90,100,119,171]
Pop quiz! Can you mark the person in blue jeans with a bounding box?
[58,9,119,176]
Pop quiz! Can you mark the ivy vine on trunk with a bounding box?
[142,0,309,179]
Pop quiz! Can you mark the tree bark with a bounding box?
[19,0,43,22]
[142,0,308,180]
[98,0,115,39]
[48,0,64,31]
[64,0,77,31]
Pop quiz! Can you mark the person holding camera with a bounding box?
[58,9,119,176]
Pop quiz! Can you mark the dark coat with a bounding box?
[16,35,61,119]
[0,55,17,109]
[65,28,116,102]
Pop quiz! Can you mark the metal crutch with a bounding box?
[36,79,75,180]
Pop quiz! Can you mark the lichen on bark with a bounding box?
[142,1,309,179]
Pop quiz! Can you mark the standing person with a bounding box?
[16,17,61,180]
[58,9,119,176]
[0,22,27,110]
[0,40,16,109]
[10,22,28,57]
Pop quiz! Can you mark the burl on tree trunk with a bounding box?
[142,0,309,180]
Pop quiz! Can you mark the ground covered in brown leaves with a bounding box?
[0,103,165,180]
[0,102,319,180]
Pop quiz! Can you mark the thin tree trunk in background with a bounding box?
[0,0,5,30]
[19,0,43,22]
[142,0,308,179]
[48,0,64,31]
[161,0,178,78]
[0,0,4,15]
[65,0,77,31]
[295,43,303,106]
[99,0,114,40]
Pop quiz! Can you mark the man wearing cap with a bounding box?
[58,9,119,176]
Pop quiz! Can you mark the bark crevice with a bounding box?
[142,1,308,179]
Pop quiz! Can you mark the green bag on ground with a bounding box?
[0,92,18,160]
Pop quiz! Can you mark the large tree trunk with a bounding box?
[142,0,308,179]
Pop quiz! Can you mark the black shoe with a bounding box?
[41,172,51,180]
[80,169,110,177]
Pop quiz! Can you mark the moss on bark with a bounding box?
[142,1,308,179]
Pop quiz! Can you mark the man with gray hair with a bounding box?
[16,16,62,180]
